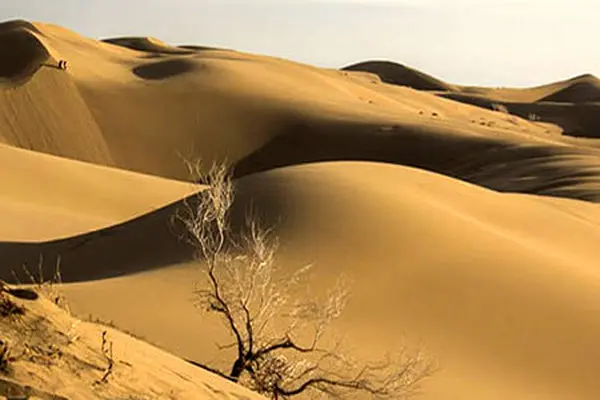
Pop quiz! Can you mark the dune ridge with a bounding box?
[538,74,600,103]
[342,60,458,91]
[0,143,200,241]
[0,21,596,201]
[103,36,194,55]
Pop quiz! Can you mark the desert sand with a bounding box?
[2,19,600,399]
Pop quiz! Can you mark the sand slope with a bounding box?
[29,161,598,400]
[0,143,200,241]
[0,287,263,399]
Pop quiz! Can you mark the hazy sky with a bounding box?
[1,0,598,86]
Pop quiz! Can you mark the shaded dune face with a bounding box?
[178,45,224,51]
[0,19,43,35]
[234,122,600,202]
[0,24,49,84]
[343,60,456,91]
[539,80,600,103]
[0,200,193,283]
[133,58,201,80]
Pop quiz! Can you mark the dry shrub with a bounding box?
[175,161,435,399]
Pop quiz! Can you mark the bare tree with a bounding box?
[174,161,434,399]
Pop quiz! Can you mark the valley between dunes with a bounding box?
[1,19,600,399]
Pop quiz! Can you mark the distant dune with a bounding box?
[2,19,600,399]
[538,74,600,103]
[438,74,600,138]
[1,21,598,199]
[342,60,458,91]
[102,36,193,54]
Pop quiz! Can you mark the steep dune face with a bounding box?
[0,21,115,166]
[539,74,600,103]
[0,68,114,165]
[0,20,49,85]
[539,75,600,103]
[540,78,600,103]
[17,162,596,400]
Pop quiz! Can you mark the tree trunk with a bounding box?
[230,357,245,379]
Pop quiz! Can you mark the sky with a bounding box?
[1,0,599,86]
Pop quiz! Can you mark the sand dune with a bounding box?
[1,21,597,202]
[0,286,263,399]
[20,161,596,400]
[13,22,600,202]
[459,73,600,104]
[538,74,600,103]
[2,19,600,399]
[342,60,458,91]
[0,143,199,241]
[103,36,194,55]
[439,88,600,139]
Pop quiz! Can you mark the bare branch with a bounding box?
[176,159,435,398]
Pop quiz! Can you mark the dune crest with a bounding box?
[0,143,200,241]
[103,36,194,54]
[538,74,600,103]
[342,60,457,91]
[0,20,595,200]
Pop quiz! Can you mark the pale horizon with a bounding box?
[1,0,599,87]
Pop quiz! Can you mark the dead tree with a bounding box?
[175,161,434,399]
